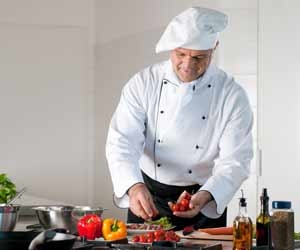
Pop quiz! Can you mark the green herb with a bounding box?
[294,232,300,240]
[146,216,173,229]
[0,173,17,204]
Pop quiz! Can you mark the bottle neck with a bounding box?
[261,200,269,215]
[240,205,248,217]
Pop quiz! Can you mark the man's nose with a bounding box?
[182,56,196,67]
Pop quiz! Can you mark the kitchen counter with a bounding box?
[179,238,231,250]
[14,217,300,250]
[181,238,300,250]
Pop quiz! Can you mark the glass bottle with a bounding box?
[233,190,253,250]
[256,188,272,248]
[271,201,294,250]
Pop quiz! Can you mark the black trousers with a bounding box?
[127,172,227,230]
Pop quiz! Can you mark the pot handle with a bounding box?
[28,230,56,250]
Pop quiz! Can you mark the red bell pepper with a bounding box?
[77,214,102,240]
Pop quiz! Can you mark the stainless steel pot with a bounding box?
[0,204,20,231]
[32,206,105,234]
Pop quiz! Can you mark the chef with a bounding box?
[106,6,253,229]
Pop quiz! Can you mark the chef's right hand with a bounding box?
[128,183,158,221]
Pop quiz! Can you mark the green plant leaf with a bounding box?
[0,173,17,204]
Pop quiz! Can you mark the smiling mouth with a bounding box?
[180,67,193,73]
[181,70,195,77]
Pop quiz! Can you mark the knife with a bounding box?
[183,216,208,235]
[182,225,197,235]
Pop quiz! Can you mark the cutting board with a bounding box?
[177,230,233,241]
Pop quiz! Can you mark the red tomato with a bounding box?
[155,234,164,241]
[155,229,165,237]
[147,237,153,243]
[171,192,192,212]
[164,231,173,238]
[185,192,192,200]
[132,235,140,242]
[180,198,190,209]
[154,229,165,241]
[139,235,147,243]
[178,204,186,211]
[171,203,180,212]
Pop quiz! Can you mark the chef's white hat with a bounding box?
[155,7,228,53]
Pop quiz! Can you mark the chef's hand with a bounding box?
[128,183,158,220]
[168,190,213,218]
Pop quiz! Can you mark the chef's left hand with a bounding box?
[168,190,213,218]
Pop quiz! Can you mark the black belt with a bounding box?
[127,172,227,230]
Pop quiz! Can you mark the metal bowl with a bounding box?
[32,206,106,234]
[0,204,20,231]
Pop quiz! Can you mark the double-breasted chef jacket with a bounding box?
[106,59,253,218]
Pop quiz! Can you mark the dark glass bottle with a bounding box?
[256,188,272,248]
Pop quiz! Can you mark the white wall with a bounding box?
[3,0,299,234]
[0,0,258,226]
[0,0,95,205]
[258,0,300,231]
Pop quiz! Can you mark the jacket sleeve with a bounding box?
[200,81,253,218]
[106,73,147,208]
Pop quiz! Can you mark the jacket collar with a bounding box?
[164,59,216,90]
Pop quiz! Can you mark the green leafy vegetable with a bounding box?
[294,232,300,240]
[146,216,173,229]
[0,173,17,204]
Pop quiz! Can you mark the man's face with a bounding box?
[170,47,214,82]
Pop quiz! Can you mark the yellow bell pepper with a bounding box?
[102,218,127,241]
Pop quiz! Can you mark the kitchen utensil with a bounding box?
[7,187,26,205]
[72,242,94,250]
[177,229,233,241]
[32,205,106,234]
[182,225,196,236]
[0,230,40,250]
[29,229,76,250]
[0,204,20,231]
[0,230,94,250]
[71,206,107,220]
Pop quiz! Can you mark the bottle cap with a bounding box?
[240,197,247,207]
[262,188,268,197]
[239,189,247,207]
[272,201,291,209]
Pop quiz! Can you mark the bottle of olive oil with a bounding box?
[256,188,272,248]
[233,190,253,250]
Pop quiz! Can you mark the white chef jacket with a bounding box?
[106,59,253,218]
